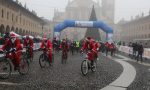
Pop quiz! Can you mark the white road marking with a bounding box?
[0,82,22,85]
[101,54,136,90]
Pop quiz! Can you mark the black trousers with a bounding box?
[136,52,143,62]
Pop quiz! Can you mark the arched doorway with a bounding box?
[28,31,31,35]
[26,30,28,35]
[11,26,15,31]
[19,28,22,35]
[23,30,25,35]
[0,24,5,34]
[15,28,18,34]
[32,32,34,36]
[6,25,10,33]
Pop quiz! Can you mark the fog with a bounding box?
[18,0,150,23]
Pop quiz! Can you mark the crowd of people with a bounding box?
[0,31,118,72]
[128,42,144,62]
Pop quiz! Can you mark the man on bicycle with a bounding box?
[40,38,53,63]
[80,37,96,66]
[53,37,59,52]
[1,33,22,70]
[60,39,69,59]
[23,35,34,59]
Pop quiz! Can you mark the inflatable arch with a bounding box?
[54,20,113,41]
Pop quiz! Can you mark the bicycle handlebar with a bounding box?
[0,50,12,54]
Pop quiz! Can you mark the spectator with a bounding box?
[136,42,144,62]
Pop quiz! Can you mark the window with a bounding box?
[20,17,21,23]
[12,14,14,22]
[7,12,9,20]
[20,14,22,23]
[16,16,18,22]
[1,9,4,18]
[23,19,25,25]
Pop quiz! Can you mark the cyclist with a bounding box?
[70,40,74,55]
[105,41,110,56]
[60,39,69,60]
[0,33,22,70]
[53,37,59,52]
[23,35,34,59]
[80,37,96,66]
[110,42,115,56]
[40,38,53,63]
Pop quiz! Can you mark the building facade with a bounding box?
[0,0,44,37]
[115,13,150,43]
[52,0,115,40]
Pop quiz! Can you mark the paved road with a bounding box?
[0,51,123,90]
[118,52,150,90]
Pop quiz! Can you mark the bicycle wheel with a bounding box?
[0,59,12,79]
[91,60,96,72]
[39,54,50,68]
[18,58,29,75]
[23,53,30,64]
[81,60,88,76]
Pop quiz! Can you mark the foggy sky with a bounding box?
[18,0,150,23]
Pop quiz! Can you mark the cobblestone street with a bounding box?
[0,51,123,90]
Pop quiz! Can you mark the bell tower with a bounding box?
[102,0,115,24]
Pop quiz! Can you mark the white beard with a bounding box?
[11,38,16,43]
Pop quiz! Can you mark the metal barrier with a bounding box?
[119,46,150,59]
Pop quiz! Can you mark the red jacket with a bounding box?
[94,42,100,51]
[40,40,52,50]
[81,41,95,51]
[60,41,69,51]
[24,38,34,48]
[2,38,22,51]
[110,43,115,49]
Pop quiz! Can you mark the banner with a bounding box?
[75,21,93,28]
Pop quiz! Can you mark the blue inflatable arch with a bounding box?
[54,20,113,41]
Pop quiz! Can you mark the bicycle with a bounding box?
[23,46,33,63]
[39,48,54,68]
[0,50,29,79]
[81,51,96,76]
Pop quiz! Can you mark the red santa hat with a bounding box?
[10,33,16,38]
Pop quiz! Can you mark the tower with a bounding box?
[102,0,115,24]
